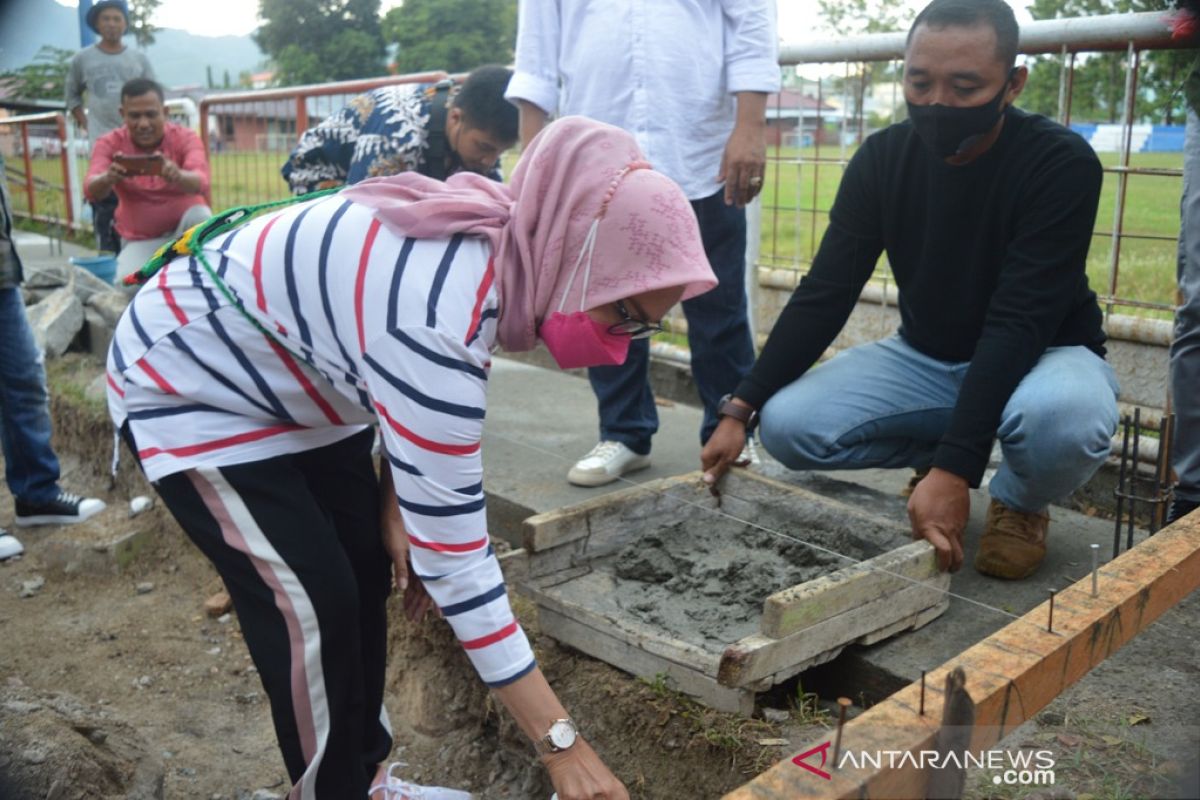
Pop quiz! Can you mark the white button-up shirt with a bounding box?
[506,0,781,200]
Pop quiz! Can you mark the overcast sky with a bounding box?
[53,0,1034,41]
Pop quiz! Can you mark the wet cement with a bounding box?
[604,517,884,647]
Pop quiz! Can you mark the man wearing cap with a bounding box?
[66,0,155,253]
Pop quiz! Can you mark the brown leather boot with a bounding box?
[974,499,1050,580]
[900,466,932,498]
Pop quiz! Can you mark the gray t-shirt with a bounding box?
[65,44,155,145]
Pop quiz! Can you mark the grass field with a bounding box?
[758,148,1183,316]
[7,146,1185,316]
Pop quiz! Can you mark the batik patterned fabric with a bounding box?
[105,194,533,687]
[281,84,465,195]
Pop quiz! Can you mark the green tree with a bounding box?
[0,46,74,101]
[383,0,517,74]
[255,0,386,86]
[1023,0,1191,124]
[818,0,913,130]
[128,0,162,48]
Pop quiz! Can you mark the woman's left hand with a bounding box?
[543,737,630,800]
[380,482,437,622]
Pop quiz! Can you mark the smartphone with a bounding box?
[114,153,164,177]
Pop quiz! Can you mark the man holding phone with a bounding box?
[86,78,211,283]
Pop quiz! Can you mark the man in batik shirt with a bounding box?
[282,64,517,194]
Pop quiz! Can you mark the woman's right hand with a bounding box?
[542,737,629,800]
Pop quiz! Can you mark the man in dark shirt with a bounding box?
[701,0,1118,581]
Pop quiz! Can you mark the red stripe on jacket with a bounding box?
[355,218,383,353]
[407,534,489,554]
[252,215,283,312]
[159,262,189,327]
[464,258,495,345]
[374,401,480,456]
[262,336,344,425]
[139,423,305,460]
[461,621,520,650]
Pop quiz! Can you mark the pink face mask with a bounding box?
[539,218,632,370]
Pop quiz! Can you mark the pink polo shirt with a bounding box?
[86,122,211,242]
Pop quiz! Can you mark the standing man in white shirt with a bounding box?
[506,0,781,486]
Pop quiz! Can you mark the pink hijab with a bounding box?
[341,116,717,352]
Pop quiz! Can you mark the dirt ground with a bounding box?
[2,354,1199,800]
[0,355,795,800]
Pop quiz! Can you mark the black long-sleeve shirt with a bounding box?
[736,108,1106,486]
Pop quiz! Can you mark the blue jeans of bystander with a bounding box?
[0,286,62,504]
[758,335,1119,513]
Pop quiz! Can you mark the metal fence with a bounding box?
[0,99,203,234]
[196,71,446,211]
[761,11,1188,323]
[0,111,78,231]
[1,13,1188,328]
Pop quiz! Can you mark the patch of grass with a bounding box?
[634,672,782,776]
[789,679,831,727]
[10,141,1181,319]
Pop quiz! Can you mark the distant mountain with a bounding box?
[0,0,265,91]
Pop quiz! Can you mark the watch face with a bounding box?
[548,720,577,750]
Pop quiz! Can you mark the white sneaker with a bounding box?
[368,762,473,800]
[567,441,651,487]
[0,532,24,561]
[738,438,761,468]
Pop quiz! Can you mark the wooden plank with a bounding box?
[761,541,942,638]
[538,606,757,716]
[522,472,701,554]
[527,576,726,676]
[721,513,1200,800]
[719,580,948,688]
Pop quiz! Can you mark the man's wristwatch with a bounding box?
[717,393,759,432]
[536,718,579,755]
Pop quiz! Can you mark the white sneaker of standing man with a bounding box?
[0,529,24,561]
[567,440,651,487]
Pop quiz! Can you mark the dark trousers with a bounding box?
[135,428,392,798]
[92,193,120,253]
[588,189,755,453]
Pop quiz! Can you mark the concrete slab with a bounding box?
[483,355,1133,706]
[482,357,706,544]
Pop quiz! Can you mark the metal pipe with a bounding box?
[20,123,35,218]
[1114,415,1130,559]
[779,11,1178,64]
[1105,44,1140,322]
[1127,407,1141,552]
[54,114,73,228]
[196,71,448,107]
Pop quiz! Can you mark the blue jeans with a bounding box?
[758,336,1119,512]
[1172,109,1200,504]
[588,190,755,454]
[0,287,62,504]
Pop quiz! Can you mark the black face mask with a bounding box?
[906,76,1013,159]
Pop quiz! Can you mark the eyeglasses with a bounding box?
[608,299,665,339]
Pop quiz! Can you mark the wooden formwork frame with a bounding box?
[723,513,1200,800]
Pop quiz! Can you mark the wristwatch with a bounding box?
[537,718,579,755]
[717,393,759,432]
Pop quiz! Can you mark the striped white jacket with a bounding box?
[106,194,534,687]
